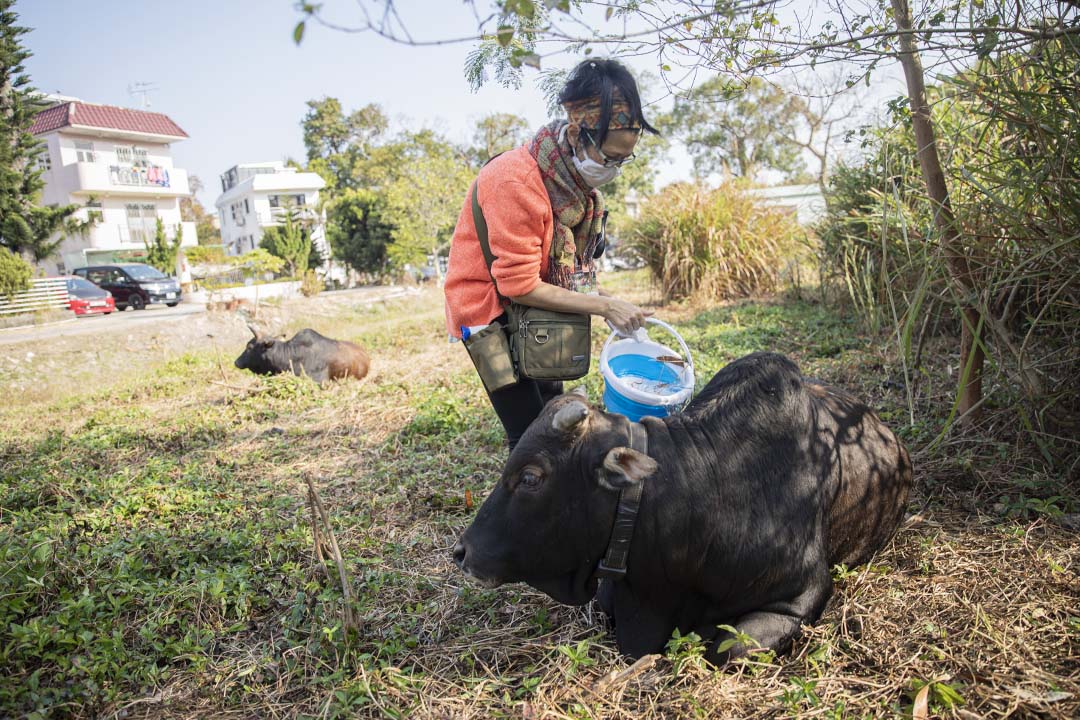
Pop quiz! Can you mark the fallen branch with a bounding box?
[591,653,661,694]
[209,379,248,392]
[306,485,332,585]
[305,475,358,631]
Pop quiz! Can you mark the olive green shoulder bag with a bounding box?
[470,182,592,382]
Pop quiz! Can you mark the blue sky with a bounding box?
[18,0,697,208]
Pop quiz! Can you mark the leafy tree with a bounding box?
[302,98,422,281]
[470,112,530,166]
[302,98,390,192]
[381,130,474,279]
[179,174,221,246]
[0,244,31,298]
[780,73,865,187]
[228,247,284,278]
[328,188,395,277]
[0,0,76,261]
[144,218,181,274]
[667,76,806,182]
[260,208,312,278]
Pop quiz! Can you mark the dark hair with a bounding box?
[558,58,659,147]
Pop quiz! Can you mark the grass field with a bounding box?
[2,272,1077,719]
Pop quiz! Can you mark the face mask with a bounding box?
[573,152,621,187]
[562,125,621,187]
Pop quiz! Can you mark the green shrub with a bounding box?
[143,218,182,274]
[0,247,32,299]
[260,211,313,278]
[228,248,284,276]
[629,182,808,302]
[814,125,944,335]
[817,39,1080,440]
[300,268,323,297]
[184,244,227,265]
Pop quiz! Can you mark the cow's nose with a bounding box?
[452,541,466,568]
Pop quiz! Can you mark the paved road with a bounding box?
[0,303,208,346]
[0,285,416,346]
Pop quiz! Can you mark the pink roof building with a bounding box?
[31,98,197,274]
[30,101,189,140]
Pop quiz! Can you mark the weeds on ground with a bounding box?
[1,282,1076,718]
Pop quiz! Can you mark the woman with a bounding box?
[444,58,659,449]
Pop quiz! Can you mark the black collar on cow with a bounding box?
[593,419,649,582]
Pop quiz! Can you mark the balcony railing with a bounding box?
[257,207,322,225]
[109,164,173,189]
[62,162,190,196]
[87,221,199,249]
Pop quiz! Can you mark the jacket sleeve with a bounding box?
[481,178,550,298]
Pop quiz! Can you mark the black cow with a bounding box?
[234,325,370,383]
[454,352,911,663]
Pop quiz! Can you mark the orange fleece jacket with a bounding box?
[443,146,554,338]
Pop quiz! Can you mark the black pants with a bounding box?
[486,377,564,451]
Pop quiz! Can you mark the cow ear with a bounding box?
[261,338,274,347]
[552,400,589,434]
[600,447,658,490]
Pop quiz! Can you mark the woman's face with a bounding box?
[568,125,641,168]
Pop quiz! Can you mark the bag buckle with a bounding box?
[534,328,550,344]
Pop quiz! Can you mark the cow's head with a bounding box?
[453,392,657,606]
[234,323,277,374]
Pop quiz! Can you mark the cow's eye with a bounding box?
[520,468,543,489]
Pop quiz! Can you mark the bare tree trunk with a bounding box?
[890,0,984,420]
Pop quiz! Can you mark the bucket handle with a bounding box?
[601,317,695,375]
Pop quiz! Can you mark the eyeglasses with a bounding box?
[582,131,636,168]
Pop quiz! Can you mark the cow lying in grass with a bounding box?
[454,352,911,663]
[234,325,369,383]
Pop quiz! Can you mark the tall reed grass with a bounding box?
[817,38,1079,463]
[628,182,808,303]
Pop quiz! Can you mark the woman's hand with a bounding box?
[603,297,653,335]
[510,284,652,334]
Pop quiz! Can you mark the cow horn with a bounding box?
[246,322,260,339]
[552,400,589,433]
[568,385,588,398]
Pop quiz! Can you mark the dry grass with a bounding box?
[628,182,810,304]
[2,278,1077,719]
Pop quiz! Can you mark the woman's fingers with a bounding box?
[604,298,652,333]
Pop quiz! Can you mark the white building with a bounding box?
[746,184,827,226]
[214,162,328,260]
[30,97,198,274]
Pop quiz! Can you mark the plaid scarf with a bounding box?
[527,120,605,290]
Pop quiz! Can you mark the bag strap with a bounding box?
[471,178,509,304]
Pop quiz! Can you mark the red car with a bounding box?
[65,275,115,316]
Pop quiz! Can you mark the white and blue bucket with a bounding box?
[600,318,695,422]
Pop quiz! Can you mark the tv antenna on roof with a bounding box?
[127,81,159,109]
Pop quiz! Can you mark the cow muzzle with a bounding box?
[452,540,503,589]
